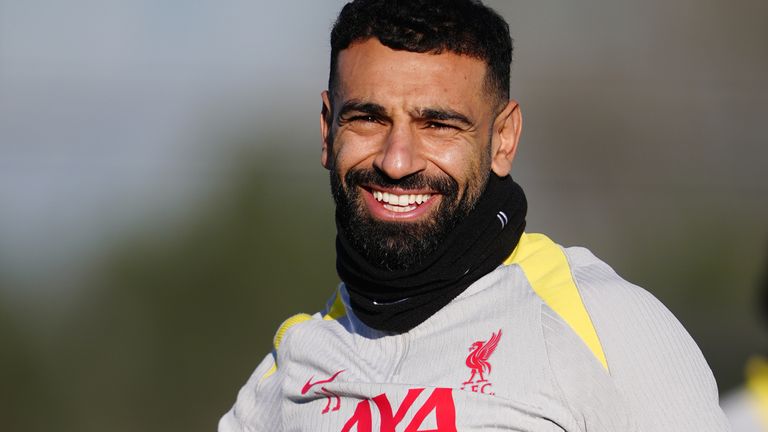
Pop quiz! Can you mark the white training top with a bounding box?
[220,233,730,431]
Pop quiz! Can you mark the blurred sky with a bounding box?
[0,0,345,288]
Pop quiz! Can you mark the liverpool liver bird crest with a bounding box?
[462,329,502,385]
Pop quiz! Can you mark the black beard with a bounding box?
[331,168,483,271]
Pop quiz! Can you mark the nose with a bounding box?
[373,124,427,180]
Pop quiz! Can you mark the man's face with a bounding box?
[321,38,520,270]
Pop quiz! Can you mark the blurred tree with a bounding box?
[18,147,338,432]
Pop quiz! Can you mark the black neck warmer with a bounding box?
[336,174,527,333]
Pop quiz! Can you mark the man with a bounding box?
[220,0,730,430]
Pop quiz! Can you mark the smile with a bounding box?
[372,190,433,213]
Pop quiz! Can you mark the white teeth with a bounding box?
[384,204,417,212]
[372,191,433,209]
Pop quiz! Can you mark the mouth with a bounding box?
[371,189,433,212]
[362,186,439,220]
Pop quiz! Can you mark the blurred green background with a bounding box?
[1,0,767,430]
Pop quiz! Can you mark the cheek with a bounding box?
[422,137,489,190]
[332,133,382,173]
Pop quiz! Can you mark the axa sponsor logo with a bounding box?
[301,370,345,414]
[341,387,457,432]
[301,371,457,430]
[460,329,502,395]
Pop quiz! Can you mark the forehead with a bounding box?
[334,38,489,111]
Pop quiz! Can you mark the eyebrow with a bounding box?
[417,107,474,127]
[337,100,388,120]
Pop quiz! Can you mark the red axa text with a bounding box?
[341,387,456,432]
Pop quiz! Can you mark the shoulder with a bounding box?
[218,289,350,432]
[563,244,706,370]
[563,243,707,375]
[563,245,681,334]
[506,233,728,430]
[503,233,611,370]
[563,244,730,431]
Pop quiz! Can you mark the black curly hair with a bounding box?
[328,0,512,106]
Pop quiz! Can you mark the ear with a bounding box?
[490,100,522,177]
[320,90,333,170]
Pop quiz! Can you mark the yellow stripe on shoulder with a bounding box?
[261,289,347,381]
[260,313,313,380]
[505,232,609,371]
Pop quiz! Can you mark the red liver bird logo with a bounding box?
[462,329,502,386]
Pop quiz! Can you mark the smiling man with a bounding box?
[220,1,730,431]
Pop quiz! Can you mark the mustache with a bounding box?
[344,168,458,195]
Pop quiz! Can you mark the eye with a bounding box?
[337,114,382,128]
[349,115,378,123]
[425,121,457,130]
